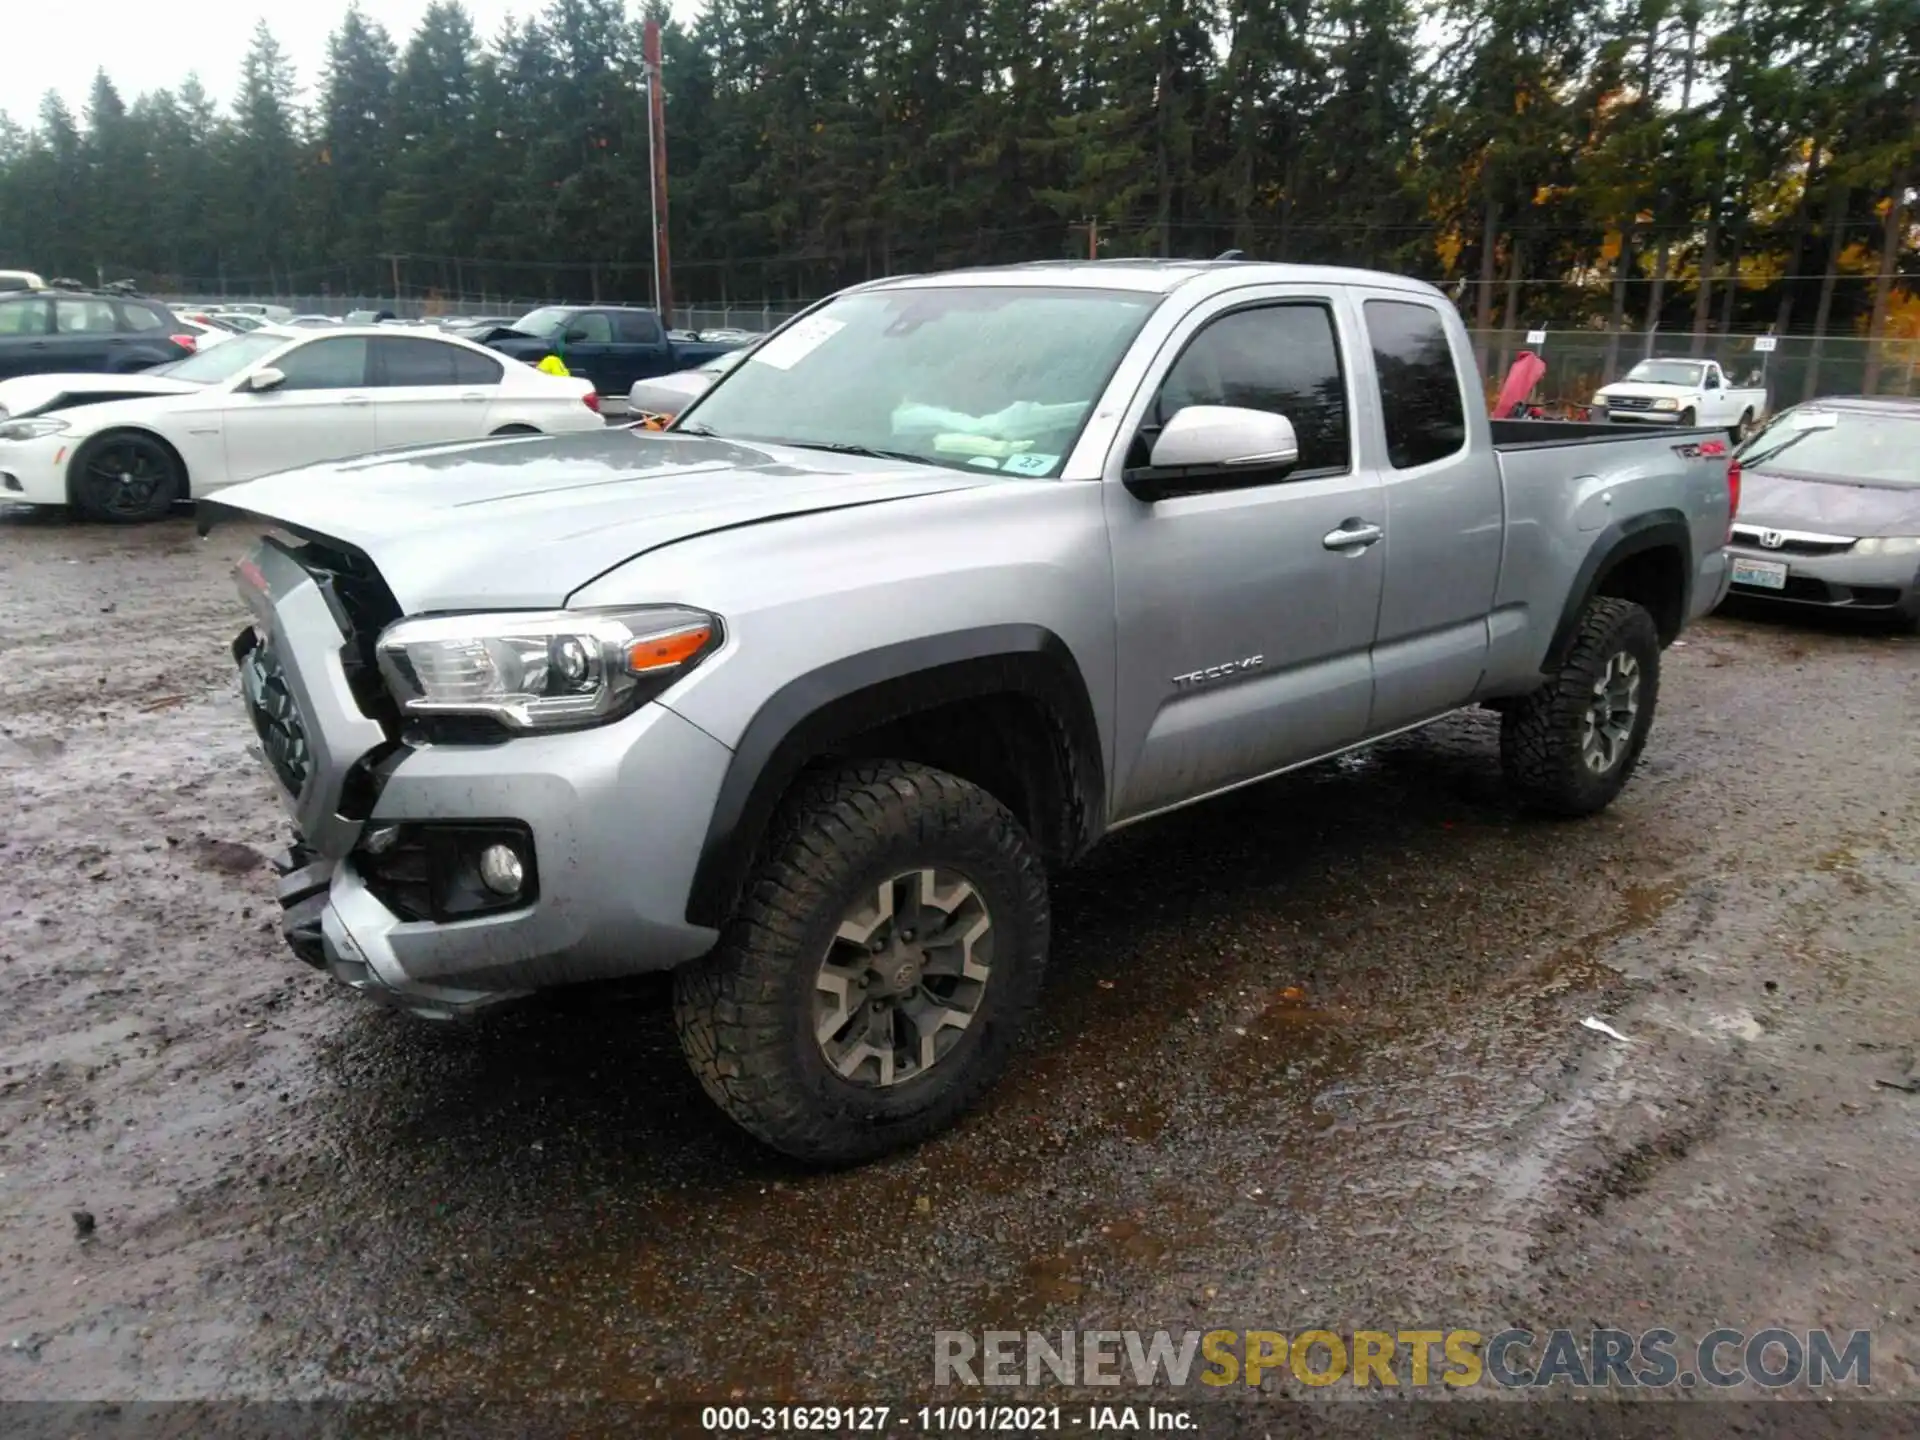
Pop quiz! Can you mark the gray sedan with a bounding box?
[1723,397,1920,625]
[626,345,753,423]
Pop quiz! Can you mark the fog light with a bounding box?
[478,843,525,897]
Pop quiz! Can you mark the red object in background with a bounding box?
[1494,350,1548,418]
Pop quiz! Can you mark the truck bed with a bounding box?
[1489,418,1731,450]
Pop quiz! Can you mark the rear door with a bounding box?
[221,335,377,484]
[369,335,495,449]
[1353,293,1503,732]
[49,297,123,373]
[1105,288,1387,820]
[614,309,666,390]
[0,296,53,379]
[560,310,618,395]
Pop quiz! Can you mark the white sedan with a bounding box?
[0,326,603,521]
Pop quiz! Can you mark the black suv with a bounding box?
[0,289,194,382]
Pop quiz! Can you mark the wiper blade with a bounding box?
[674,422,718,436]
[1738,428,1814,471]
[778,439,931,466]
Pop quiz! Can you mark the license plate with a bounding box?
[1731,556,1789,590]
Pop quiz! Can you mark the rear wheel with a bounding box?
[1732,408,1755,443]
[1501,597,1661,817]
[672,759,1049,1164]
[69,432,182,523]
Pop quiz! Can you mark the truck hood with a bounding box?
[1738,466,1920,539]
[201,427,997,612]
[0,371,202,418]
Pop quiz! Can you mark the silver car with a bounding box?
[1723,397,1920,626]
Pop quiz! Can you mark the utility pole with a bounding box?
[1087,216,1098,261]
[644,19,673,327]
[384,253,402,306]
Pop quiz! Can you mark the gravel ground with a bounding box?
[1,505,1916,1432]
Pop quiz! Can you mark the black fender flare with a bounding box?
[684,624,1106,929]
[1542,508,1693,674]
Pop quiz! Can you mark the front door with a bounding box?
[1105,294,1386,821]
[560,310,618,395]
[221,335,377,486]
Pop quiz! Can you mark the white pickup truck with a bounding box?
[1592,358,1767,442]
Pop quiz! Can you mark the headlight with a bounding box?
[1653,398,1681,412]
[375,606,722,731]
[1852,537,1920,557]
[0,417,69,442]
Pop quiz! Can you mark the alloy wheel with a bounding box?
[1581,650,1641,773]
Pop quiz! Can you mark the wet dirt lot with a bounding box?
[2,505,1917,1428]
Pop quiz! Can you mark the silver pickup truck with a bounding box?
[204,260,1737,1163]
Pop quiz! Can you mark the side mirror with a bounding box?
[1126,405,1300,501]
[245,367,286,393]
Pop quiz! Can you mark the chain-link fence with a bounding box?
[1468,328,1919,413]
[156,293,813,334]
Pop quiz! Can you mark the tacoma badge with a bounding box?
[1172,655,1265,689]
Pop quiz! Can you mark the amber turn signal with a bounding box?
[626,624,714,674]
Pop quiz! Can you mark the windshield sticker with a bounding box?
[1001,452,1059,475]
[749,315,844,371]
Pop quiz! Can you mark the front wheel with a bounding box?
[672,759,1049,1164]
[1500,597,1662,817]
[69,431,182,523]
[1677,406,1697,428]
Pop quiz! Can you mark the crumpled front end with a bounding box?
[233,533,731,1020]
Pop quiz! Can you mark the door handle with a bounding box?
[1322,522,1383,551]
[460,391,487,402]
[340,394,371,406]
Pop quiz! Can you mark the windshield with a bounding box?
[1623,360,1707,386]
[675,286,1160,476]
[1737,406,1920,484]
[698,348,751,376]
[147,332,287,383]
[512,307,572,339]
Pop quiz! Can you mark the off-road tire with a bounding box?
[672,759,1049,1165]
[1501,597,1661,817]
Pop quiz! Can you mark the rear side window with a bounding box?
[118,303,165,333]
[1148,302,1350,474]
[55,298,120,334]
[452,347,503,384]
[374,336,459,386]
[0,298,50,335]
[616,311,662,344]
[1363,299,1467,469]
[274,337,369,390]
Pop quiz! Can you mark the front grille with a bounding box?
[1731,529,1855,557]
[238,636,312,798]
[1607,396,1655,411]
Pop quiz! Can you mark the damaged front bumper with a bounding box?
[236,534,730,1022]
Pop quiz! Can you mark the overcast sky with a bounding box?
[0,0,705,128]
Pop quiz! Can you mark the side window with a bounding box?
[374,336,459,386]
[1705,366,1722,389]
[1141,303,1350,474]
[119,304,165,333]
[54,299,120,334]
[451,347,504,385]
[569,312,614,344]
[615,310,662,344]
[1362,299,1467,470]
[273,337,370,391]
[0,299,51,336]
